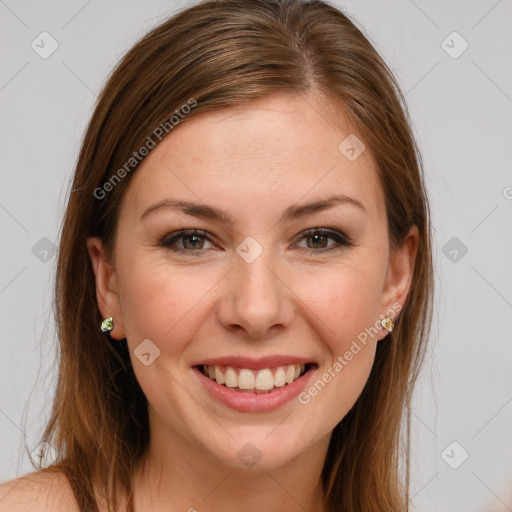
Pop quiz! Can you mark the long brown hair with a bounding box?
[32,0,434,510]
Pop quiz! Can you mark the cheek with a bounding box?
[294,266,383,431]
[117,248,386,356]
[116,260,217,414]
[292,259,385,414]
[116,255,211,353]
[293,260,385,347]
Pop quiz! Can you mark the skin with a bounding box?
[86,91,418,512]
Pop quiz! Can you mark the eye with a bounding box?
[160,229,215,255]
[293,227,352,254]
[159,227,353,256]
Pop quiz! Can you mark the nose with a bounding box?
[216,248,295,339]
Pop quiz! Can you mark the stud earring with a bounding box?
[380,317,394,333]
[100,317,114,334]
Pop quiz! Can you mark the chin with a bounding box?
[202,427,316,471]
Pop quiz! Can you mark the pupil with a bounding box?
[310,234,326,248]
[185,235,202,249]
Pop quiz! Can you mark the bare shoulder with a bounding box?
[0,470,80,512]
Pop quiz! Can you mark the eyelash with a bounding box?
[159,227,353,256]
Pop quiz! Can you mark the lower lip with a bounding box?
[194,365,316,413]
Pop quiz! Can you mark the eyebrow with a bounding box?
[140,194,366,224]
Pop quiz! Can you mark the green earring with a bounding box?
[100,317,114,334]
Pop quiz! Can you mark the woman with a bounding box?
[0,0,433,510]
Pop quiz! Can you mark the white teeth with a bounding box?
[202,363,309,391]
[285,365,295,384]
[255,369,274,391]
[214,366,224,385]
[224,367,238,388]
[238,369,255,390]
[274,367,286,387]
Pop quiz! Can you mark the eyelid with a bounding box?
[160,229,216,249]
[292,226,352,246]
[159,226,353,254]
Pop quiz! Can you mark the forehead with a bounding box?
[120,92,385,224]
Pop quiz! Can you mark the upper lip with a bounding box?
[192,355,316,370]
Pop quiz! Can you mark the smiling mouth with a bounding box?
[196,363,316,393]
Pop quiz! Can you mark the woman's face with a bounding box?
[88,92,416,470]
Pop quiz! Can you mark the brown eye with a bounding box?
[307,233,329,249]
[182,233,205,250]
[160,227,352,256]
[161,229,215,254]
[295,228,352,254]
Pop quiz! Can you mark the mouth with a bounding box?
[196,363,314,394]
[192,358,318,412]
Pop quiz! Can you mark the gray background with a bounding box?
[1,1,511,510]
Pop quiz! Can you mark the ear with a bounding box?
[377,225,419,340]
[86,237,126,340]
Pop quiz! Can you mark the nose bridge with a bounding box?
[218,237,294,337]
[236,246,278,303]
